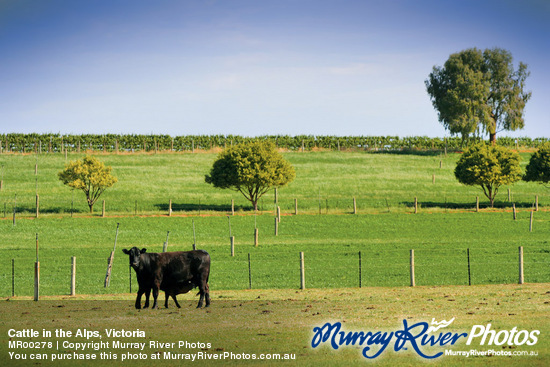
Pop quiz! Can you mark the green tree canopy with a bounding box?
[454,144,522,207]
[205,141,296,210]
[426,47,531,144]
[58,156,118,213]
[524,143,550,185]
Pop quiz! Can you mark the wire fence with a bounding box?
[1,246,549,298]
[1,189,547,219]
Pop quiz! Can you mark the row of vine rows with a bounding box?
[0,133,547,153]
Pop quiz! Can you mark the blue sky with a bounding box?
[0,0,548,138]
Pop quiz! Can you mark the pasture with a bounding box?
[0,150,546,217]
[1,285,549,366]
[0,212,549,297]
[0,150,549,365]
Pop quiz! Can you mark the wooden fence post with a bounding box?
[230,236,235,256]
[192,219,197,250]
[254,228,259,247]
[277,206,281,222]
[274,217,278,236]
[104,251,114,287]
[34,262,40,301]
[353,197,357,214]
[432,174,435,184]
[294,199,298,215]
[519,246,524,285]
[410,249,415,287]
[300,252,305,290]
[529,211,534,232]
[11,259,15,296]
[248,253,252,289]
[535,195,539,211]
[414,197,418,214]
[169,199,172,216]
[476,196,479,212]
[467,248,471,286]
[231,199,235,215]
[36,194,39,218]
[513,204,517,220]
[274,188,278,204]
[358,251,362,288]
[508,188,511,202]
[71,256,76,296]
[102,200,106,218]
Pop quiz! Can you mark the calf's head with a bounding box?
[122,247,147,268]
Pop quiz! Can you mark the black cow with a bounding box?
[122,247,210,309]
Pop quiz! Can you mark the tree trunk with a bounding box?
[489,132,497,145]
[89,203,94,213]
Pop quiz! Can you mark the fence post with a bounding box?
[34,261,40,301]
[11,259,14,297]
[71,256,76,296]
[192,219,197,250]
[358,251,362,288]
[102,200,106,218]
[231,199,235,216]
[274,217,278,236]
[432,174,435,184]
[476,196,479,212]
[467,248,471,286]
[230,236,235,256]
[274,188,278,204]
[277,206,281,222]
[300,252,305,290]
[34,233,39,301]
[254,228,259,247]
[519,246,524,285]
[36,194,39,218]
[169,199,172,216]
[294,199,298,215]
[248,253,252,289]
[535,195,539,211]
[529,211,534,232]
[414,197,418,214]
[508,188,511,202]
[513,204,517,220]
[410,249,415,287]
[353,197,357,214]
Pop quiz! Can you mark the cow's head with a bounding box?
[122,247,147,268]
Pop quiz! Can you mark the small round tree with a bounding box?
[58,156,118,213]
[524,143,550,186]
[454,144,522,207]
[205,141,296,210]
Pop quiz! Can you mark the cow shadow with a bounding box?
[155,202,253,213]
[11,205,84,214]
[400,200,538,210]
[367,149,451,157]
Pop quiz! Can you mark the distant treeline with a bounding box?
[0,133,548,153]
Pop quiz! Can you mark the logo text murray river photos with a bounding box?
[311,319,539,359]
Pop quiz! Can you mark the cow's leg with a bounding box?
[204,283,211,308]
[172,295,181,308]
[144,289,150,309]
[151,280,160,309]
[164,292,170,309]
[135,288,144,309]
[197,282,208,308]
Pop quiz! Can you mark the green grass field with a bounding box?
[1,151,549,366]
[0,151,546,217]
[0,151,549,297]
